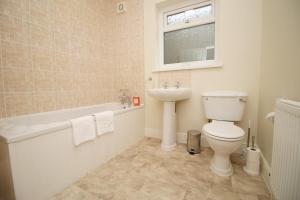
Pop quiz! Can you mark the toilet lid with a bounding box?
[203,121,244,139]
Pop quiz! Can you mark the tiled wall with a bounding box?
[112,0,144,100]
[0,0,144,118]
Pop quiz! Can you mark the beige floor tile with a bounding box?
[141,178,186,200]
[257,194,272,200]
[238,193,260,200]
[53,138,271,200]
[231,169,270,197]
[231,153,246,166]
[207,184,240,200]
[51,185,99,200]
[183,186,209,200]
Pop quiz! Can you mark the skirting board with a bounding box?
[257,145,272,194]
[144,128,209,147]
[144,128,246,152]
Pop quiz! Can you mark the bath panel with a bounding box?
[0,103,144,200]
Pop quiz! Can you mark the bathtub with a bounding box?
[0,103,144,200]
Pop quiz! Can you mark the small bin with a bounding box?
[187,130,201,154]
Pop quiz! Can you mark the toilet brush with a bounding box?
[247,120,251,147]
[251,136,255,150]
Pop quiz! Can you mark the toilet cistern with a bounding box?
[202,91,247,176]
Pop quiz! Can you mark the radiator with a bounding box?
[271,99,300,200]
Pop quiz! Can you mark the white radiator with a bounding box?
[271,99,300,200]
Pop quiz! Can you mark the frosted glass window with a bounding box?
[164,23,215,64]
[167,5,212,25]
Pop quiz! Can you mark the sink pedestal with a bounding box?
[161,102,176,151]
[147,87,192,151]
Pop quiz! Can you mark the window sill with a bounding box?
[152,60,223,72]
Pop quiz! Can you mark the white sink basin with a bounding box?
[148,87,192,151]
[148,87,192,102]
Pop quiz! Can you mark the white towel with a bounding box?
[71,116,96,146]
[93,111,114,136]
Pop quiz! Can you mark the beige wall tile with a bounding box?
[0,69,3,93]
[29,24,52,48]
[3,68,33,92]
[4,93,33,117]
[55,72,74,91]
[55,91,76,109]
[0,38,2,62]
[69,56,81,74]
[0,14,29,44]
[1,41,31,69]
[0,0,29,20]
[32,92,56,112]
[54,18,70,35]
[0,93,5,118]
[54,52,71,72]
[69,37,84,58]
[29,8,51,28]
[112,0,144,101]
[31,46,54,71]
[53,31,70,53]
[78,60,94,74]
[33,70,56,91]
[29,0,53,27]
[53,0,71,22]
[0,0,145,118]
[75,91,90,107]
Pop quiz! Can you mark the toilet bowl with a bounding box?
[202,120,244,176]
[202,90,247,176]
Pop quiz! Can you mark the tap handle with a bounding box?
[120,89,129,95]
[163,81,168,88]
[120,89,129,92]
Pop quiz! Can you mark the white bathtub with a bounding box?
[0,103,145,200]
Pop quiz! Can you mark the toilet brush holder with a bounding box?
[243,147,260,176]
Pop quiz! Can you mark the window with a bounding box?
[157,0,221,71]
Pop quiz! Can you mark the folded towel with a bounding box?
[93,111,114,136]
[71,116,96,146]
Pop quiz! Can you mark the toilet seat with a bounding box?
[202,120,244,141]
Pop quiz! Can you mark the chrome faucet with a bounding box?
[119,89,131,108]
[175,81,180,88]
[163,81,168,89]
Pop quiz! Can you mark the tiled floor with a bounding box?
[52,138,271,200]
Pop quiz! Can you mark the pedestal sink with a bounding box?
[148,87,192,151]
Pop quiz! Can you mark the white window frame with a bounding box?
[155,0,222,72]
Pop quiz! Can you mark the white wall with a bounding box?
[257,0,300,165]
[144,0,262,140]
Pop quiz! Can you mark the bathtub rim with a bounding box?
[0,103,144,144]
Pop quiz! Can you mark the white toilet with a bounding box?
[202,91,247,176]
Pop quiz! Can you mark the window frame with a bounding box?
[155,0,222,72]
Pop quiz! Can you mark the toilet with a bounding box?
[202,91,247,176]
